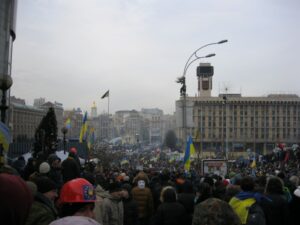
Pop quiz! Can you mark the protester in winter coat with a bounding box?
[193,198,240,225]
[260,177,290,225]
[29,161,51,182]
[12,156,26,176]
[195,181,213,205]
[23,158,37,180]
[0,173,33,225]
[177,181,195,225]
[61,153,80,183]
[151,186,187,225]
[229,176,266,225]
[96,182,124,225]
[48,154,63,189]
[93,184,112,222]
[122,183,139,225]
[132,171,154,225]
[26,177,58,225]
[290,186,300,225]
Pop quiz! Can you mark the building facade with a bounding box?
[176,94,300,155]
[141,108,164,144]
[9,97,46,141]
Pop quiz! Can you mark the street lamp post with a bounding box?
[177,54,215,145]
[177,40,228,147]
[61,127,68,154]
[0,74,13,123]
[223,96,229,160]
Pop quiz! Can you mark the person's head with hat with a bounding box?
[57,178,97,218]
[108,181,123,198]
[35,176,58,202]
[39,162,51,175]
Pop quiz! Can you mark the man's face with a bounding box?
[121,190,129,199]
[52,159,61,168]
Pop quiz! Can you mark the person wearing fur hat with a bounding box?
[132,172,154,225]
[25,176,58,225]
[193,198,240,225]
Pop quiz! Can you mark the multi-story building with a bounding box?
[141,108,164,144]
[33,98,46,107]
[176,94,300,155]
[9,97,46,141]
[176,63,300,155]
[94,114,112,142]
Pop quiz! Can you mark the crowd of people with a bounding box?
[1,146,300,225]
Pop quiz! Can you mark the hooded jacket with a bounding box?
[25,192,58,225]
[94,185,123,225]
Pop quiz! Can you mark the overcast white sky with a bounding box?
[11,0,300,115]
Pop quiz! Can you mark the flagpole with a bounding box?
[108,94,110,116]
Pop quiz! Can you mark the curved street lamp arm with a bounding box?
[183,54,216,76]
[183,56,205,76]
[183,43,217,76]
[183,40,227,77]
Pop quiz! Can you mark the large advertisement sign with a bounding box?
[202,159,227,176]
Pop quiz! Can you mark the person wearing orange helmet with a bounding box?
[49,178,101,225]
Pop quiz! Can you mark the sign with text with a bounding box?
[202,159,227,176]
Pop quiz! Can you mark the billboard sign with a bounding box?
[202,159,227,176]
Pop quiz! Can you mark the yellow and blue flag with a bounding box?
[250,157,256,168]
[87,127,95,150]
[183,135,195,170]
[65,118,71,129]
[0,121,12,151]
[79,112,88,143]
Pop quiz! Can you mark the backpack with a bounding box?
[246,202,266,225]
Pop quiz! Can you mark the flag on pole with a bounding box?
[65,118,71,129]
[0,121,12,151]
[250,158,256,168]
[183,135,196,171]
[79,112,88,143]
[101,90,109,99]
[87,127,95,150]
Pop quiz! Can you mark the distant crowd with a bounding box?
[1,146,300,225]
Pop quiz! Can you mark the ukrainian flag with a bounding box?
[0,121,12,151]
[79,112,88,143]
[183,135,195,170]
[87,127,95,150]
[250,157,256,168]
[65,118,71,129]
